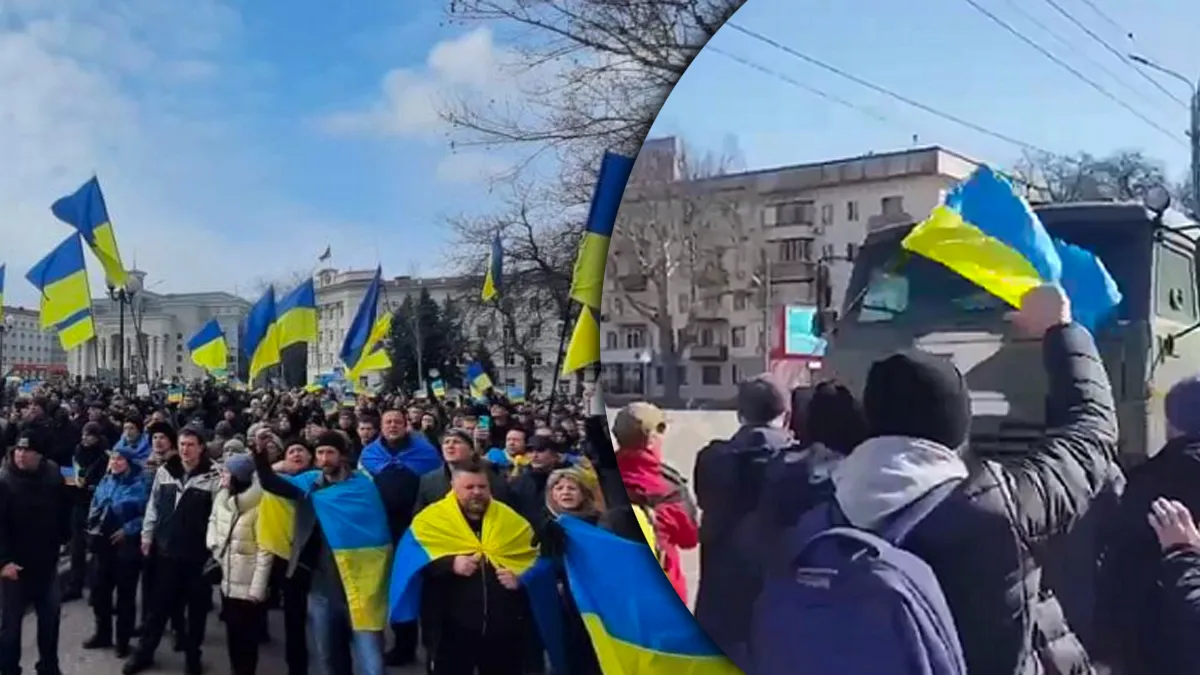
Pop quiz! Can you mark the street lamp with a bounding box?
[107,274,142,394]
[1129,54,1200,212]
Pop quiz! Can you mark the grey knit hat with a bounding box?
[1166,375,1200,438]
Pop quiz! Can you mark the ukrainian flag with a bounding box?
[465,360,493,399]
[50,177,127,289]
[347,313,393,382]
[243,287,281,383]
[276,278,318,349]
[54,308,96,351]
[482,233,503,302]
[561,305,600,376]
[187,319,228,373]
[27,234,93,331]
[341,267,383,371]
[557,516,740,674]
[903,166,1121,329]
[569,152,634,309]
[258,471,392,631]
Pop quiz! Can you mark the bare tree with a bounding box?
[605,138,753,404]
[442,0,744,183]
[1012,150,1171,203]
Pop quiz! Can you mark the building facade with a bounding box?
[68,270,251,382]
[310,268,566,394]
[1,306,69,378]
[602,139,980,402]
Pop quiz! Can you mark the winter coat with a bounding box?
[89,464,153,560]
[142,454,220,563]
[786,323,1118,675]
[0,456,71,587]
[1095,436,1200,675]
[206,480,272,602]
[617,444,699,604]
[113,433,152,467]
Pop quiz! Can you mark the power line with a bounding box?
[1073,0,1127,36]
[959,0,1184,144]
[725,22,1055,155]
[1035,0,1188,109]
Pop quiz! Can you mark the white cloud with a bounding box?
[0,0,377,307]
[316,27,522,139]
[434,152,512,185]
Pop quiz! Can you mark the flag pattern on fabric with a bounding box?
[569,152,635,310]
[50,177,127,289]
[243,287,281,382]
[561,306,600,376]
[27,234,93,332]
[482,233,503,302]
[557,516,741,674]
[902,165,1121,330]
[276,278,318,349]
[187,319,228,373]
[341,267,383,372]
[347,313,393,384]
[256,471,392,631]
[318,245,332,262]
[465,361,493,399]
[54,308,96,351]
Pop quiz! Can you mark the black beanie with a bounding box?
[862,351,971,450]
[315,430,350,455]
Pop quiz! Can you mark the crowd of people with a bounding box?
[690,284,1200,675]
[0,374,700,675]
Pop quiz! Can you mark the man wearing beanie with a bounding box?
[821,285,1118,675]
[414,429,509,514]
[1096,372,1200,675]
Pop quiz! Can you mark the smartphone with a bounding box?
[479,415,491,431]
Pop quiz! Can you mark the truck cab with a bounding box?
[822,199,1200,466]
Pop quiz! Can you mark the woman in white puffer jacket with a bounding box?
[206,453,273,675]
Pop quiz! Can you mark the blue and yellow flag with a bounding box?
[50,177,127,289]
[482,233,503,302]
[903,166,1121,329]
[187,319,228,373]
[167,386,184,404]
[276,278,318,349]
[341,267,382,371]
[243,287,281,382]
[347,313,393,384]
[561,305,600,376]
[54,308,95,351]
[257,471,392,631]
[431,379,446,399]
[558,516,740,674]
[465,361,493,399]
[27,233,93,331]
[389,492,539,623]
[569,152,634,309]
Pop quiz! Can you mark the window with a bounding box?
[733,293,748,311]
[820,203,834,225]
[731,363,741,383]
[701,365,722,386]
[624,328,647,350]
[703,295,720,311]
[530,378,543,393]
[505,353,517,367]
[529,324,542,340]
[847,200,860,221]
[846,242,858,261]
[528,352,543,366]
[176,355,182,363]
[698,328,714,347]
[613,298,624,315]
[771,200,815,226]
[731,326,747,348]
[504,378,517,389]
[1156,243,1198,324]
[881,195,905,216]
[476,325,490,339]
[605,331,619,349]
[778,238,814,263]
[677,293,689,313]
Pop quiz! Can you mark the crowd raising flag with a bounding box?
[562,151,635,376]
[50,176,128,289]
[243,287,282,383]
[276,278,318,348]
[902,165,1122,330]
[481,232,503,302]
[347,313,393,384]
[187,319,229,374]
[465,360,493,400]
[27,234,96,350]
[340,267,394,388]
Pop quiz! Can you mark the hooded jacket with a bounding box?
[89,462,153,560]
[811,323,1117,675]
[0,456,70,587]
[142,454,219,563]
[207,479,273,601]
[617,444,698,604]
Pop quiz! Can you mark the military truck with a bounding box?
[819,197,1200,466]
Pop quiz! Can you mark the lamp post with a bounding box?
[1129,54,1200,212]
[107,275,142,394]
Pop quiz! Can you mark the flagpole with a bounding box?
[548,299,577,409]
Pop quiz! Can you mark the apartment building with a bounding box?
[1,306,69,378]
[601,137,980,402]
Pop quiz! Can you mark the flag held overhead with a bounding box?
[341,267,383,371]
[187,319,229,373]
[482,233,503,302]
[243,287,281,382]
[570,152,635,309]
[50,177,128,289]
[276,278,318,349]
[27,234,93,331]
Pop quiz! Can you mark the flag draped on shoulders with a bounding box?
[255,470,392,631]
[389,492,539,624]
[358,435,442,478]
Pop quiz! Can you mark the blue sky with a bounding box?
[651,0,1198,181]
[1,0,527,305]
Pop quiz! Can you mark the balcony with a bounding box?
[769,260,817,282]
[691,304,729,322]
[689,344,729,362]
[866,210,916,233]
[617,273,648,293]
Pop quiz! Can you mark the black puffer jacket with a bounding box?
[1095,437,1200,675]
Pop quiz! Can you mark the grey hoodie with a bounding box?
[832,435,969,530]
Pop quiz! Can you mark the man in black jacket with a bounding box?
[813,284,1118,675]
[0,424,71,675]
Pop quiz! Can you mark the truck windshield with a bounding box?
[846,222,1139,327]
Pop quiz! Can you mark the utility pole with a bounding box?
[1130,54,1200,212]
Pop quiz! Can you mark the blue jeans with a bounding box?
[0,577,61,675]
[308,591,384,675]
